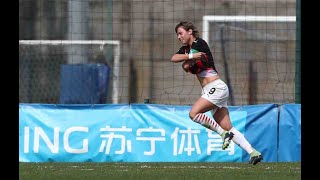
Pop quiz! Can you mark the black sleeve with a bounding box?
[192,38,210,53]
[200,40,211,54]
[176,46,188,54]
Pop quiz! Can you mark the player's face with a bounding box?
[176,27,191,45]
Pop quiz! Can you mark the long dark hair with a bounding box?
[175,21,200,38]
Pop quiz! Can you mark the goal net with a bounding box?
[19,40,122,104]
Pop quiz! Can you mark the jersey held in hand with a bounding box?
[176,37,217,74]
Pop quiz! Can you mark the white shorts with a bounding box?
[201,79,229,114]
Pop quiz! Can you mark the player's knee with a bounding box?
[182,62,189,72]
[189,111,197,120]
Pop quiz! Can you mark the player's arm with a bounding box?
[171,52,206,63]
[170,54,190,63]
[171,46,195,63]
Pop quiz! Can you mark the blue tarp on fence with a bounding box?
[278,104,301,162]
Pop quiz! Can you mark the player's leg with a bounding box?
[211,107,234,150]
[189,97,227,136]
[193,79,236,149]
[189,97,233,150]
[213,107,263,165]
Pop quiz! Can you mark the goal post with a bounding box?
[19,40,121,104]
[202,15,296,44]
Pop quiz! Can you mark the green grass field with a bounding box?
[19,162,300,180]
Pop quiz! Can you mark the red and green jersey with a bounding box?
[176,37,216,74]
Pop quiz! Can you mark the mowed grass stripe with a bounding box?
[19,162,301,180]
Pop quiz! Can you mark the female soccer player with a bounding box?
[171,21,262,165]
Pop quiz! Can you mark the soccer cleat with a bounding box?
[249,149,263,165]
[221,131,234,150]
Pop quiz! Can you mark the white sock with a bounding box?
[192,113,225,135]
[230,127,254,154]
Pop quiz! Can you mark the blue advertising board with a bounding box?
[19,103,297,162]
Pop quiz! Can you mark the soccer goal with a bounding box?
[201,15,297,105]
[19,40,121,104]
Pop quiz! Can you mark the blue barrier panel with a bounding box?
[278,104,301,162]
[19,104,130,162]
[229,104,279,162]
[129,104,247,162]
[59,63,110,104]
[19,103,279,162]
